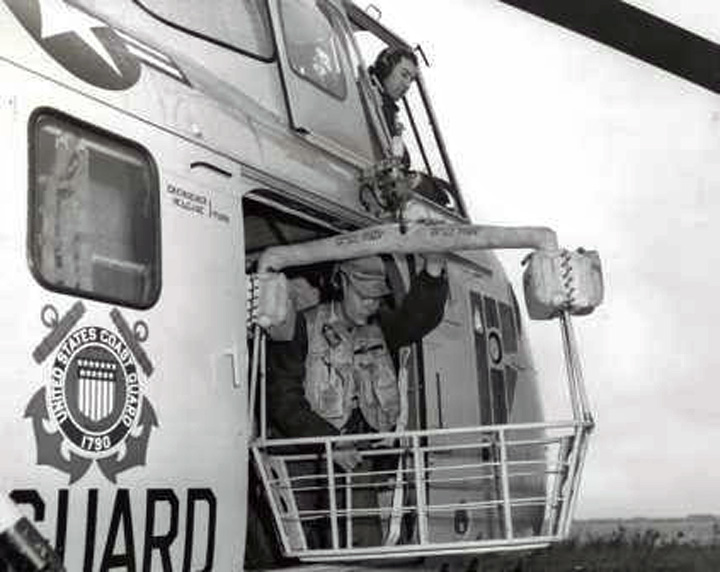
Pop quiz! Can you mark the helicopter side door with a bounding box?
[0,66,247,568]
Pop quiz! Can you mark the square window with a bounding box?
[29,112,160,308]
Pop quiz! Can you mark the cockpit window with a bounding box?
[279,0,348,100]
[29,111,161,308]
[397,82,452,184]
[133,0,274,60]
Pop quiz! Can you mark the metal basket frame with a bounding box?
[248,311,594,562]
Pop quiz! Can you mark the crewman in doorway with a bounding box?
[265,253,447,547]
[369,46,419,168]
[368,46,453,208]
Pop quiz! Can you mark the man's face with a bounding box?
[382,56,418,101]
[341,277,383,326]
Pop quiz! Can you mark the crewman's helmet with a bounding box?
[337,256,390,298]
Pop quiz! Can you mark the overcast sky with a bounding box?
[374,0,720,520]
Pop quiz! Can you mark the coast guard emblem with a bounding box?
[26,302,157,483]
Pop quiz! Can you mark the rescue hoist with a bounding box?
[358,155,411,221]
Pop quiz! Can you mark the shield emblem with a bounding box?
[77,358,118,421]
[64,346,126,432]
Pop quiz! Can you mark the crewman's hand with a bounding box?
[333,443,362,472]
[422,253,447,278]
[391,134,406,158]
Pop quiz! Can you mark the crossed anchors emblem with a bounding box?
[25,302,157,483]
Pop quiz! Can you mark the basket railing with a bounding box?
[251,381,593,561]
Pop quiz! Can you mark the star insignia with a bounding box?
[38,0,122,76]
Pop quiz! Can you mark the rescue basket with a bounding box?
[247,222,596,561]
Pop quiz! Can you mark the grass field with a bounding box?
[465,528,720,571]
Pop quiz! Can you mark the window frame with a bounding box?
[27,108,162,309]
[133,0,276,62]
[278,0,350,101]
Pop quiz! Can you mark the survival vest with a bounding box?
[304,304,400,432]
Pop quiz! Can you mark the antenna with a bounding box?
[365,4,382,20]
[414,44,430,67]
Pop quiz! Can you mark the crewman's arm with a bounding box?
[265,316,339,439]
[380,255,448,350]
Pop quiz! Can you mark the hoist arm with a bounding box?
[257,222,558,273]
